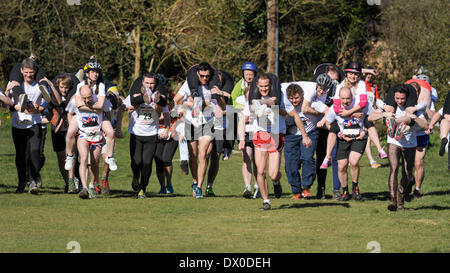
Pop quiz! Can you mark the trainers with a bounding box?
[166,183,174,194]
[243,188,252,199]
[137,189,146,199]
[273,182,282,198]
[39,84,52,103]
[159,187,167,194]
[105,157,118,171]
[378,149,388,159]
[88,187,98,199]
[205,185,215,197]
[413,189,423,198]
[94,184,102,194]
[439,138,448,157]
[68,179,77,193]
[370,161,381,168]
[320,157,331,169]
[253,187,261,199]
[74,177,80,192]
[259,202,271,210]
[180,160,189,175]
[28,181,39,195]
[338,191,351,201]
[394,122,408,141]
[302,188,313,199]
[195,187,203,199]
[78,188,89,199]
[290,193,302,200]
[385,117,397,138]
[352,187,362,201]
[101,179,110,195]
[333,189,342,200]
[387,200,397,211]
[192,182,198,197]
[64,155,74,171]
[316,187,326,200]
[131,176,140,192]
[18,94,28,112]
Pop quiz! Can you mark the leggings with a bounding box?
[12,124,42,186]
[155,139,178,173]
[129,134,158,191]
[387,144,415,200]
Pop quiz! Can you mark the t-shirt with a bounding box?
[177,80,215,128]
[128,89,169,136]
[387,106,425,148]
[281,81,327,134]
[334,80,367,102]
[326,99,373,136]
[242,94,286,134]
[11,82,44,129]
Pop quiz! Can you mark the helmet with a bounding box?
[241,62,258,72]
[416,74,431,84]
[155,74,166,85]
[84,61,101,72]
[316,73,333,89]
[344,62,361,74]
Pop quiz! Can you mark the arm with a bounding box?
[288,109,312,148]
[237,113,249,151]
[302,99,322,115]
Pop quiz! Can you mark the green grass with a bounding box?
[0,112,449,253]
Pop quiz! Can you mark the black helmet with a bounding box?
[344,62,361,74]
[316,73,333,89]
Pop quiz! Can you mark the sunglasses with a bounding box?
[198,74,210,78]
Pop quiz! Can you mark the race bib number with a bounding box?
[342,118,361,137]
[137,106,156,125]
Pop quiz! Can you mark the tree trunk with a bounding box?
[132,25,141,80]
[266,0,277,74]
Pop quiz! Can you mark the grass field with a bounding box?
[0,112,449,253]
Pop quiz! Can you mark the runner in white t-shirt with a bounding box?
[368,84,428,211]
[64,60,117,172]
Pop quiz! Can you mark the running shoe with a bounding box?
[101,179,110,195]
[385,117,396,138]
[273,182,282,199]
[137,189,146,199]
[253,187,261,199]
[243,188,252,199]
[338,191,351,201]
[158,187,167,194]
[166,183,174,194]
[88,187,98,199]
[18,94,28,112]
[105,157,118,171]
[68,179,77,193]
[333,189,342,200]
[413,189,423,198]
[387,200,397,211]
[370,161,381,168]
[378,149,388,159]
[352,187,362,201]
[290,193,302,200]
[39,84,52,103]
[259,202,271,211]
[192,182,198,197]
[79,188,89,199]
[180,160,189,175]
[439,137,448,157]
[302,188,312,199]
[195,187,203,199]
[131,176,140,192]
[94,184,101,194]
[64,155,74,171]
[394,122,408,141]
[29,181,38,195]
[205,185,215,197]
[316,187,326,200]
[320,157,331,169]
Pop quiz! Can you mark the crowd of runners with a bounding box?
[1,55,449,211]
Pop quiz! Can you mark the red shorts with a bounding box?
[252,131,284,153]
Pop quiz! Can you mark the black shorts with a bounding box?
[51,129,67,152]
[185,122,215,141]
[335,137,368,160]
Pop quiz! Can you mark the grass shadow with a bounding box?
[276,202,351,210]
[361,191,390,201]
[411,205,450,211]
[424,190,450,197]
